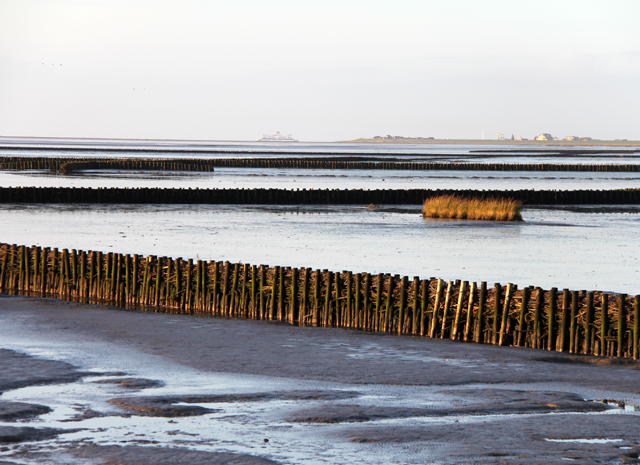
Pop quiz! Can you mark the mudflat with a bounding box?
[1,295,640,464]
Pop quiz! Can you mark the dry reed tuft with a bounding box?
[422,195,523,221]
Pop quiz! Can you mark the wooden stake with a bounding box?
[154,256,162,307]
[498,283,515,346]
[600,293,608,356]
[452,281,468,340]
[354,273,362,329]
[491,283,502,344]
[374,273,383,332]
[259,265,266,320]
[618,294,627,358]
[384,275,395,333]
[420,279,430,337]
[440,281,454,339]
[517,287,530,346]
[333,271,341,328]
[569,291,579,353]
[300,268,309,326]
[548,288,557,351]
[324,271,333,327]
[558,289,570,352]
[251,265,257,319]
[585,291,594,354]
[409,277,419,334]
[290,267,298,324]
[430,279,444,338]
[312,269,320,325]
[269,266,278,320]
[475,282,487,343]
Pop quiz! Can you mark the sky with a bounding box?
[0,0,639,141]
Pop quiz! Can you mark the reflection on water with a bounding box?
[2,168,640,191]
[1,203,638,293]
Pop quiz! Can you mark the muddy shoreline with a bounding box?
[2,295,640,464]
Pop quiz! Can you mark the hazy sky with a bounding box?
[1,0,639,141]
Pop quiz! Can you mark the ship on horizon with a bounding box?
[257,131,298,142]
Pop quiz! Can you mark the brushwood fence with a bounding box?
[2,155,640,172]
[1,186,640,205]
[0,157,213,173]
[1,243,639,359]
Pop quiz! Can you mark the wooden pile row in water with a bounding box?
[1,155,640,172]
[2,243,639,359]
[1,186,639,205]
[0,157,213,173]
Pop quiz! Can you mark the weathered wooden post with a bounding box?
[498,283,515,346]
[475,282,487,343]
[452,281,468,340]
[618,294,627,358]
[290,267,298,324]
[569,291,579,353]
[420,279,430,337]
[516,287,530,346]
[374,273,383,332]
[397,276,407,334]
[384,275,395,333]
[463,282,476,341]
[411,277,420,335]
[440,281,454,339]
[154,256,162,307]
[548,288,557,351]
[324,271,333,327]
[429,279,444,338]
[585,291,594,355]
[559,289,570,352]
[491,283,502,344]
[259,265,266,320]
[600,294,609,356]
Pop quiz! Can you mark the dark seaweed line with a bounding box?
[1,243,639,359]
[1,186,640,205]
[2,156,640,172]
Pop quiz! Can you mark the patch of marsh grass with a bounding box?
[422,195,523,221]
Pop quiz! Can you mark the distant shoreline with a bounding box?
[1,135,639,147]
[344,138,640,147]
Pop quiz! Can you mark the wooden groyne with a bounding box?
[2,242,639,359]
[1,186,640,205]
[2,155,640,172]
[0,157,213,173]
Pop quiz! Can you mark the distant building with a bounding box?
[517,137,529,141]
[371,135,435,140]
[563,136,578,141]
[497,133,505,140]
[534,133,554,141]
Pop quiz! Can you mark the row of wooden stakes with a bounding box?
[2,186,640,205]
[2,155,640,173]
[1,242,639,359]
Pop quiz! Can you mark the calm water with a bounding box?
[2,137,639,164]
[3,168,640,191]
[1,203,638,294]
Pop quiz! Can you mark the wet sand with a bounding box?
[2,295,640,463]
